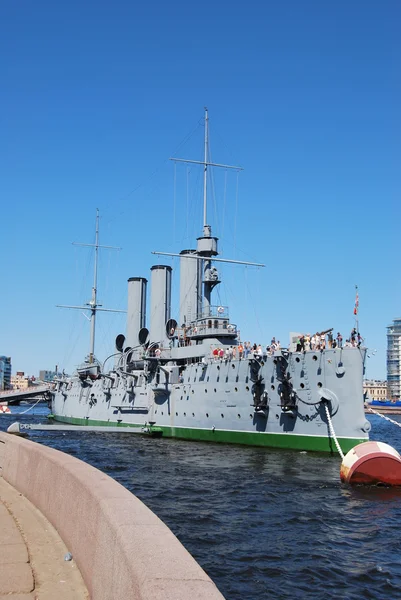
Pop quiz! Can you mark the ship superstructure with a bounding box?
[51,110,370,452]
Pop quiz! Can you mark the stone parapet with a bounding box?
[0,432,225,600]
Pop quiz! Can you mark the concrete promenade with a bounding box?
[0,432,225,599]
[0,476,88,598]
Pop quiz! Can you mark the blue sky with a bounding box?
[1,0,399,379]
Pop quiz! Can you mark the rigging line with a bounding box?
[234,171,239,258]
[103,121,203,227]
[62,315,87,369]
[186,167,190,241]
[221,170,228,254]
[211,122,242,168]
[173,161,177,244]
[217,233,262,266]
[66,242,94,364]
[208,130,222,237]
[178,164,202,246]
[243,266,264,339]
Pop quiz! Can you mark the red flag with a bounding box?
[354,290,359,315]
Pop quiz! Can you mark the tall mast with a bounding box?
[203,107,209,228]
[57,210,126,365]
[164,111,265,322]
[89,209,100,362]
[170,108,244,233]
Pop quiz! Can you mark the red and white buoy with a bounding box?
[340,441,401,486]
[0,405,11,414]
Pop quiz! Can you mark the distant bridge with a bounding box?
[0,385,52,405]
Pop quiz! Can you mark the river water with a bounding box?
[1,405,401,599]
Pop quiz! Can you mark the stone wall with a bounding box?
[0,432,225,600]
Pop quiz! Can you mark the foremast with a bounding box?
[57,209,126,365]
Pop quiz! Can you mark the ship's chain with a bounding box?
[297,396,322,406]
[324,402,344,460]
[366,407,401,429]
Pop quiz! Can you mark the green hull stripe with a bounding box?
[49,415,365,453]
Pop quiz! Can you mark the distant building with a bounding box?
[39,370,61,382]
[363,379,388,402]
[387,318,401,400]
[0,356,12,390]
[11,372,32,391]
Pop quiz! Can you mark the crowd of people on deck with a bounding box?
[294,328,364,352]
[211,342,278,361]
[210,328,364,362]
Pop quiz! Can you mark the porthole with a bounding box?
[192,389,194,394]
[221,414,224,418]
[232,364,235,369]
[317,382,322,388]
[250,414,253,418]
[184,412,186,417]
[155,410,157,414]
[246,386,250,391]
[205,389,208,393]
[206,413,209,417]
[214,388,216,392]
[312,355,318,361]
[161,411,164,415]
[271,385,275,390]
[192,413,195,417]
[238,414,241,418]
[217,365,220,370]
[235,387,238,392]
[296,357,300,363]
[300,383,305,389]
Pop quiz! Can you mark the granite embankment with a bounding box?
[0,431,225,600]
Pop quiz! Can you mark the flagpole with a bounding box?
[355,284,359,333]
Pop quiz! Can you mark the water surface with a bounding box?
[2,405,401,599]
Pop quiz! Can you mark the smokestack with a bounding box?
[126,277,147,347]
[149,265,172,344]
[179,250,199,326]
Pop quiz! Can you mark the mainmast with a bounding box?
[157,109,264,323]
[203,107,209,229]
[57,209,126,364]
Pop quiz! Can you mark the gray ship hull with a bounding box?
[51,346,369,453]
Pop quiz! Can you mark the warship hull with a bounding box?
[51,346,369,453]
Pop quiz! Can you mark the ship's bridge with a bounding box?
[198,304,229,320]
[177,306,238,342]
